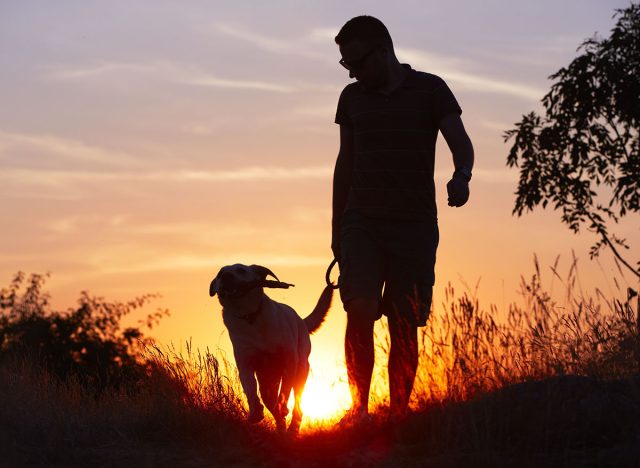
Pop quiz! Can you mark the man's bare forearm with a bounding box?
[439,113,474,174]
[452,134,474,172]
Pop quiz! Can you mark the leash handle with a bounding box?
[325,258,340,290]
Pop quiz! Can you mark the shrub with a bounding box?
[0,272,168,390]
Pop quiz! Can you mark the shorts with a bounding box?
[338,209,439,327]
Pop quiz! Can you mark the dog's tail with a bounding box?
[303,285,333,334]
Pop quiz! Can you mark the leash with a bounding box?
[325,258,340,290]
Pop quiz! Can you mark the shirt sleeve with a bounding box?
[431,76,462,123]
[335,85,352,126]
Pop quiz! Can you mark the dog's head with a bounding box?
[209,263,292,303]
[209,264,273,299]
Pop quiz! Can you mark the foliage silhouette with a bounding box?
[505,3,640,279]
[0,272,168,389]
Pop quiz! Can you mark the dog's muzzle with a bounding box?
[217,280,260,299]
[212,279,295,299]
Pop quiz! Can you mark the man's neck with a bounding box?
[379,60,408,95]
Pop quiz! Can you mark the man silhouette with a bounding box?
[332,15,474,422]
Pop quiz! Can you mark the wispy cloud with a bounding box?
[167,166,333,182]
[184,75,295,93]
[0,130,142,167]
[91,253,329,275]
[306,27,338,43]
[292,104,336,118]
[45,214,128,234]
[47,62,152,80]
[397,48,545,101]
[435,167,518,184]
[215,23,294,54]
[480,120,514,132]
[1,165,333,190]
[214,23,330,62]
[45,60,298,93]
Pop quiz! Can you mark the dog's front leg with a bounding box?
[277,365,295,425]
[288,359,310,435]
[237,360,264,423]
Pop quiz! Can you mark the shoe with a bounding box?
[388,405,409,424]
[335,408,372,429]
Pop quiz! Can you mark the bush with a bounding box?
[0,272,169,390]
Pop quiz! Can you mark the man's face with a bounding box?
[339,40,387,89]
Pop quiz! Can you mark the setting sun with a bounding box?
[299,370,352,425]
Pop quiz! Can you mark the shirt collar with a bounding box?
[360,63,418,95]
[399,64,419,88]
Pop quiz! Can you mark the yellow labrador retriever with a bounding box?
[209,264,332,434]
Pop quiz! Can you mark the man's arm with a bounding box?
[332,124,355,259]
[439,113,474,207]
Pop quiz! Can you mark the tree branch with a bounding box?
[586,211,640,280]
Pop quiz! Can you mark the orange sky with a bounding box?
[1,1,637,418]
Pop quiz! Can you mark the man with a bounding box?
[332,16,474,422]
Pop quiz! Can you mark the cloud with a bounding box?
[479,120,514,132]
[213,23,330,62]
[0,130,142,167]
[306,28,338,43]
[215,23,294,54]
[292,104,336,118]
[44,214,128,234]
[396,48,546,101]
[0,165,333,195]
[46,60,298,93]
[91,253,329,275]
[434,167,518,184]
[183,75,295,93]
[166,166,333,182]
[47,62,152,80]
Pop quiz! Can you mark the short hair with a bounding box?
[335,15,393,48]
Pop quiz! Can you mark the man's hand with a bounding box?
[439,113,474,208]
[447,174,470,207]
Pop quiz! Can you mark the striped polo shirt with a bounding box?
[335,65,461,222]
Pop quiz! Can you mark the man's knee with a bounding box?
[345,298,380,325]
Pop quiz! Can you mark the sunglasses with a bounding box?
[339,47,379,71]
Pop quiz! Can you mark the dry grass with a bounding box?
[409,254,640,405]
[2,255,639,466]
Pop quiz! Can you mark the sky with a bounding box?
[1,0,638,417]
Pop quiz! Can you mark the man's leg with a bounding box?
[344,298,378,414]
[338,211,383,417]
[387,310,418,417]
[384,220,438,417]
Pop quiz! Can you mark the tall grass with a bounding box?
[408,254,639,406]
[1,256,639,465]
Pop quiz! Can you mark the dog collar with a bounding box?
[238,295,266,325]
[239,309,261,324]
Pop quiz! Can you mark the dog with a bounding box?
[209,264,332,434]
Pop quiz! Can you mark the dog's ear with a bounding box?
[249,264,279,282]
[209,274,221,297]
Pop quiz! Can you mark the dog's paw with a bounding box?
[248,405,265,424]
[287,420,300,436]
[277,396,290,418]
[275,417,287,433]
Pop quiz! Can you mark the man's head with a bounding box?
[335,15,393,50]
[335,16,395,87]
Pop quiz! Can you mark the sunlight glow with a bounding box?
[298,372,352,425]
